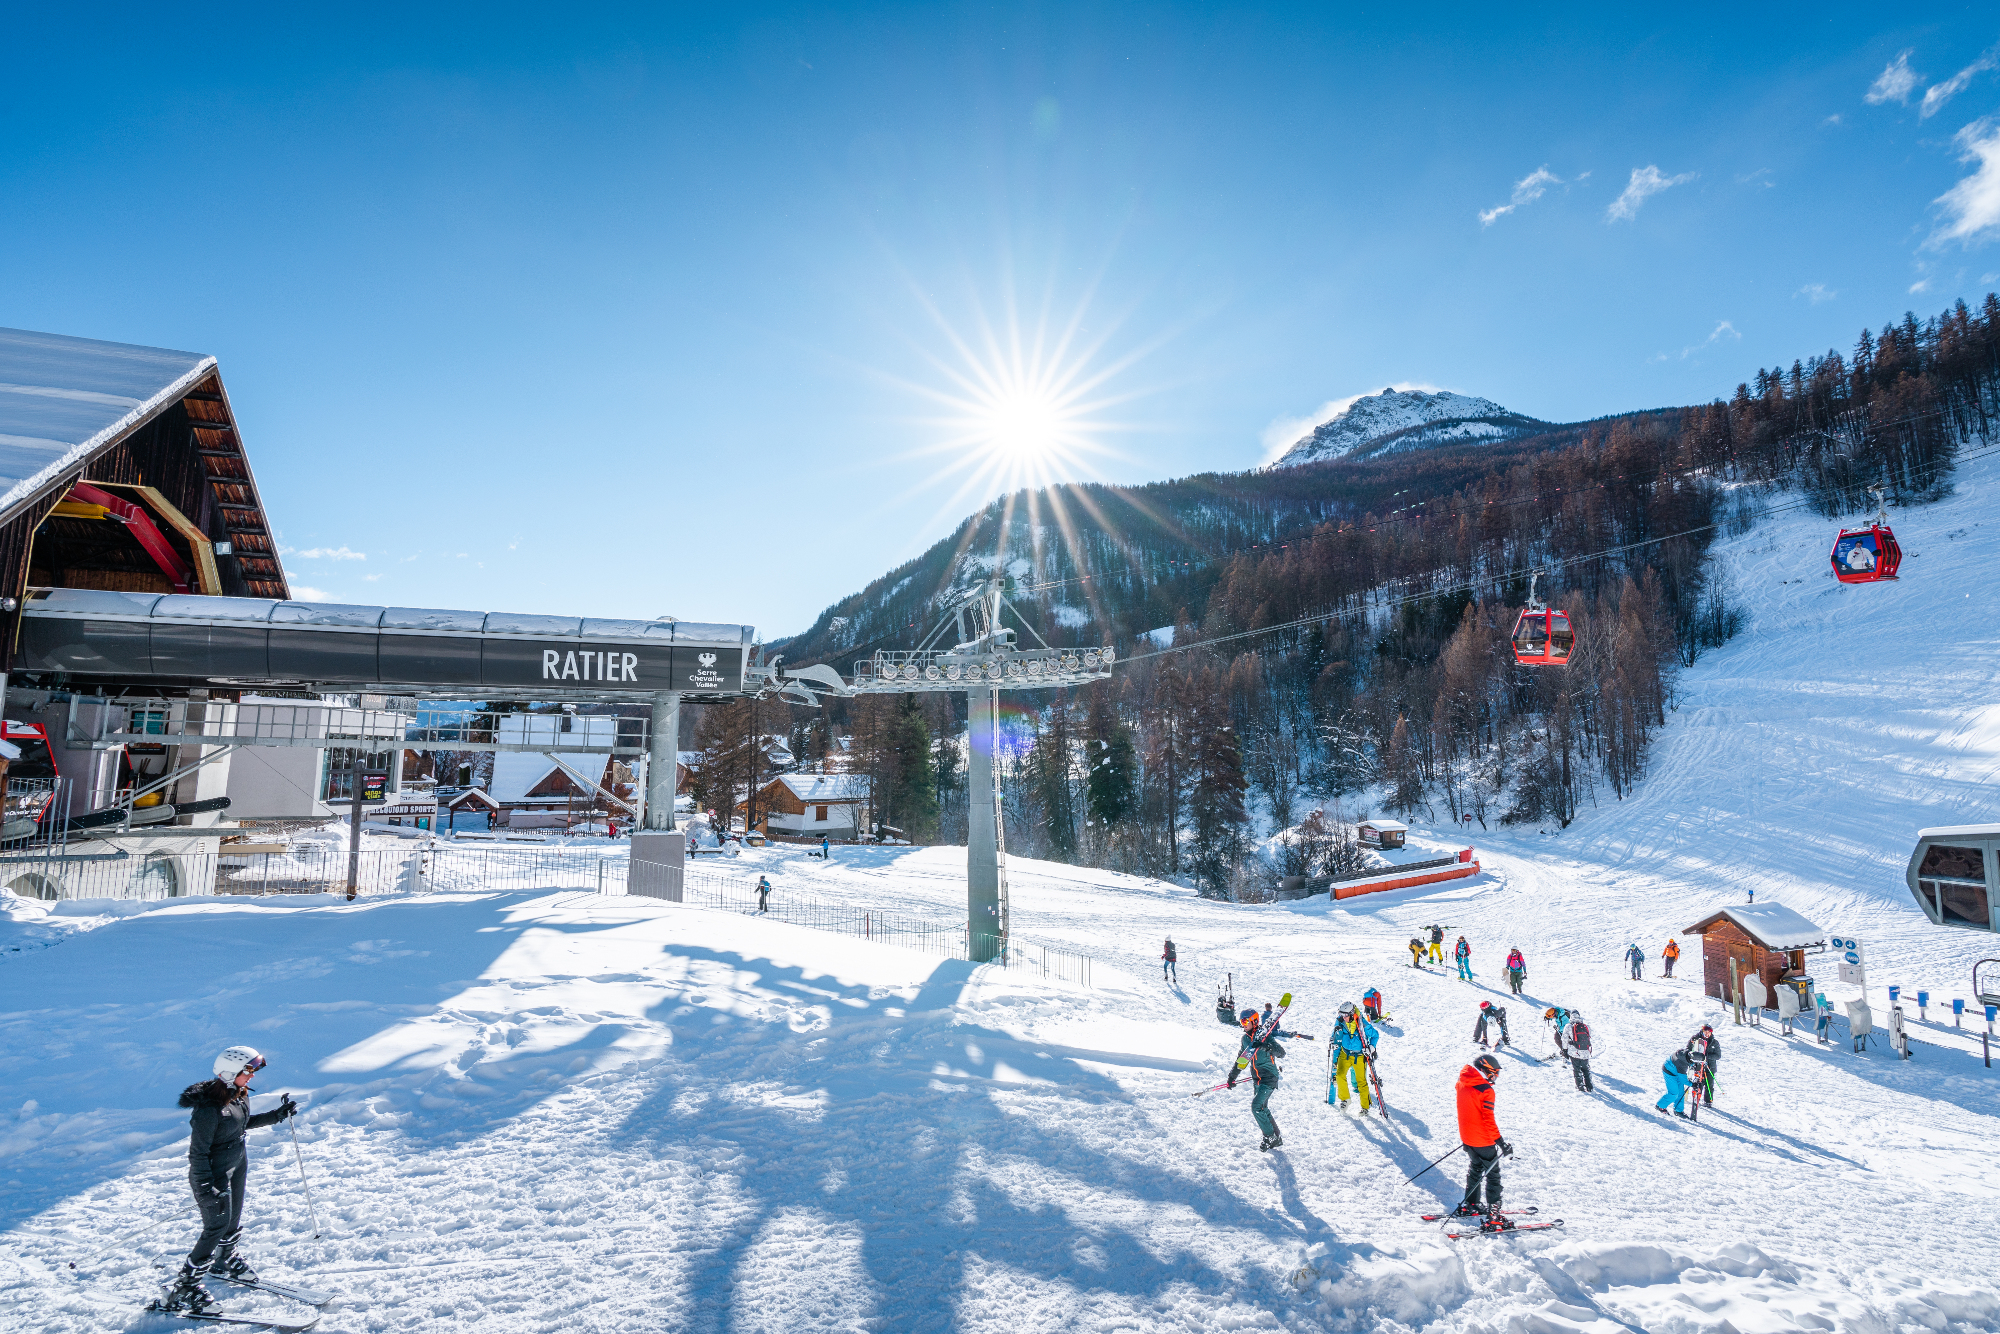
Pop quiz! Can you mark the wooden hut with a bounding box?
[1682,904,1827,1008]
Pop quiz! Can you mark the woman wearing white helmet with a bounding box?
[153,1045,298,1317]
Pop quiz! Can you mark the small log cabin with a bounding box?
[1683,904,1827,1008]
[740,773,869,841]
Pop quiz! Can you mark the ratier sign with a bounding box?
[1830,934,1867,986]
[479,642,742,692]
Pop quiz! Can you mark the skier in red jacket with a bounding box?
[1451,1054,1515,1228]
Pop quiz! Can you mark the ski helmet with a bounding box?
[1337,1001,1356,1016]
[1239,1008,1259,1025]
[1478,1000,1492,1011]
[213,1045,266,1082]
[1543,1008,1557,1020]
[1472,1054,1501,1079]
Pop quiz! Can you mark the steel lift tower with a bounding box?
[840,579,1114,961]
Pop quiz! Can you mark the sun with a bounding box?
[978,386,1068,465]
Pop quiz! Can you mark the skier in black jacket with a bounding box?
[155,1045,298,1317]
[1683,1025,1722,1106]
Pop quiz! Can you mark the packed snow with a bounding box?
[6,460,2000,1331]
[1274,388,1547,467]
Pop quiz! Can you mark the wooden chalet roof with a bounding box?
[0,327,289,599]
[1682,903,1826,951]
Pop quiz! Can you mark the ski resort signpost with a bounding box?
[844,579,1115,962]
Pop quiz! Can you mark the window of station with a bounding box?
[1917,843,1991,929]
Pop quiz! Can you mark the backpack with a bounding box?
[1569,1020,1592,1054]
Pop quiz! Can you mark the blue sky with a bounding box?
[5,5,1999,636]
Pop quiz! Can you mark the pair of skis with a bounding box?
[147,1272,333,1331]
[1414,1206,1565,1239]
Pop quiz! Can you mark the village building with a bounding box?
[737,773,869,841]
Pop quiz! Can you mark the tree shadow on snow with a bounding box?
[611,951,1403,1331]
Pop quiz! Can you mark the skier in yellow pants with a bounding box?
[1327,1003,1380,1111]
[1426,925,1445,963]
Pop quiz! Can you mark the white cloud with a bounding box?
[1909,279,1932,293]
[1928,117,2000,248]
[294,545,365,561]
[1676,321,1741,360]
[1865,50,1923,106]
[289,584,332,602]
[1920,50,1996,119]
[363,573,382,582]
[1607,166,1697,221]
[1479,165,1562,226]
[1795,283,1837,304]
[1259,382,1445,463]
[1824,113,1843,126]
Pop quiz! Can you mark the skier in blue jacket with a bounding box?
[1327,1002,1380,1112]
[1624,943,1645,981]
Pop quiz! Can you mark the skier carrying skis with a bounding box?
[1454,935,1473,981]
[1327,1002,1380,1113]
[1451,1054,1515,1228]
[1427,925,1446,964]
[1162,938,1178,984]
[1407,937,1426,969]
[156,1046,299,1317]
[1662,938,1681,978]
[1361,987,1384,1023]
[1504,947,1526,996]
[1221,1003,1301,1152]
[1656,1047,1694,1118]
[1683,1025,1721,1106]
[1546,1006,1594,1092]
[1472,1000,1511,1049]
[1624,942,1645,981]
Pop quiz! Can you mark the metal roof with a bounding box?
[0,327,217,518]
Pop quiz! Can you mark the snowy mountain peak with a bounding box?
[1274,387,1554,467]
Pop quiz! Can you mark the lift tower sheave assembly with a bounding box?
[845,579,1115,962]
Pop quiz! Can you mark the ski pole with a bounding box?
[1402,1144,1463,1186]
[67,1202,195,1270]
[287,1115,323,1238]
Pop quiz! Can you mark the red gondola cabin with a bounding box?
[1830,524,1900,584]
[1511,607,1574,666]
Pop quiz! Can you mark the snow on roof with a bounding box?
[773,773,869,802]
[0,327,216,519]
[1685,903,1826,950]
[490,751,609,803]
[1358,818,1408,831]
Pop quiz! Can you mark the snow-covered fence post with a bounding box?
[1888,1004,1910,1059]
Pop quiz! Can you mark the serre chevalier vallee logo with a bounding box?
[698,652,717,668]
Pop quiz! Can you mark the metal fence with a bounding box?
[616,858,1093,987]
[0,841,618,903]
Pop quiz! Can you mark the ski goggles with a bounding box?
[239,1055,267,1077]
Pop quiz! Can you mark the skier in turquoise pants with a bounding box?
[1220,1005,1301,1152]
[1655,1050,1692,1117]
[1454,936,1473,981]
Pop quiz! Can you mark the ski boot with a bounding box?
[1481,1211,1517,1233]
[215,1250,258,1284]
[152,1261,221,1317]
[1448,1202,1483,1219]
[1258,1135,1274,1152]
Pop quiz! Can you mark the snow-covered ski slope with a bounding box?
[6,458,2000,1333]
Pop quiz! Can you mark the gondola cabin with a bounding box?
[1510,607,1574,666]
[1906,824,2000,932]
[1831,524,1901,584]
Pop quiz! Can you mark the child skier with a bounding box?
[1361,987,1385,1022]
[1545,1006,1594,1091]
[1504,947,1526,995]
[1161,938,1178,984]
[1407,937,1426,969]
[1683,1025,1722,1106]
[1662,938,1681,978]
[1452,1054,1514,1228]
[1327,1002,1380,1112]
[1454,935,1473,981]
[155,1046,298,1317]
[756,876,772,913]
[1624,942,1645,980]
[1472,1000,1511,1049]
[1220,1003,1303,1152]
